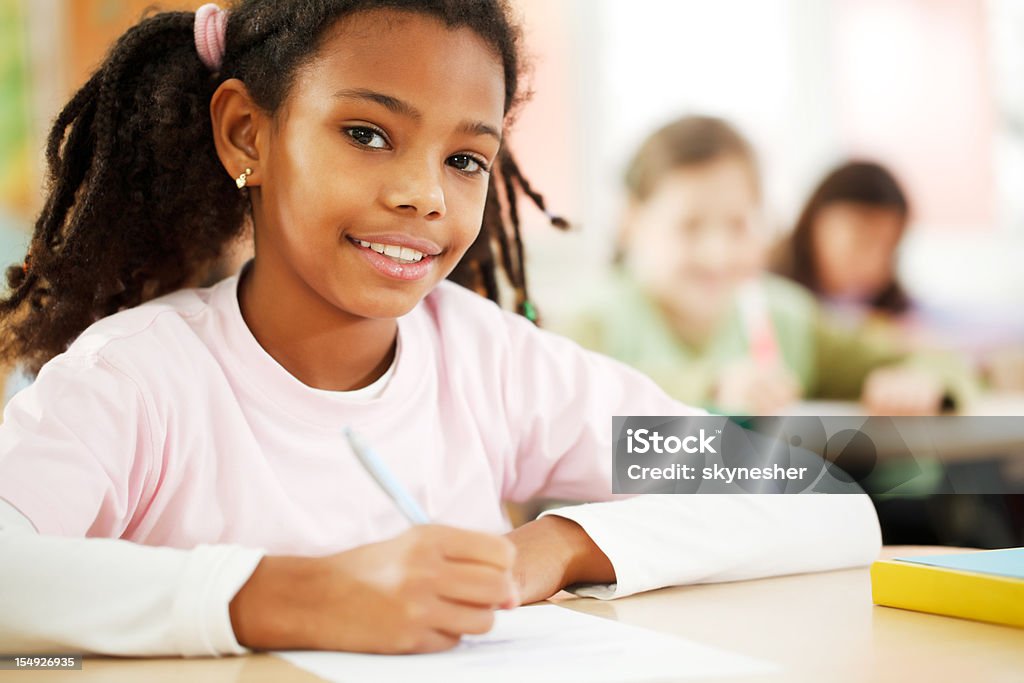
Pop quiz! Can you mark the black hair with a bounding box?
[1,0,566,376]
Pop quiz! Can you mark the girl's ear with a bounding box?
[210,78,265,187]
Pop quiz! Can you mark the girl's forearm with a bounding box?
[549,515,616,587]
[506,515,615,603]
[229,555,321,650]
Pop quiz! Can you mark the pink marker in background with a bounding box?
[737,280,781,368]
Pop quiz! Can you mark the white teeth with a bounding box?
[399,247,422,262]
[354,238,426,263]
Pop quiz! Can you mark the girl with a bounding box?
[779,162,1024,395]
[776,161,912,318]
[562,116,973,415]
[0,2,879,657]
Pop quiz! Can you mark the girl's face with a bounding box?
[622,156,766,323]
[811,202,905,300]
[252,10,505,320]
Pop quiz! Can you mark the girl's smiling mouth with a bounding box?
[347,234,442,281]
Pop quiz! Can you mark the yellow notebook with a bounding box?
[871,548,1024,628]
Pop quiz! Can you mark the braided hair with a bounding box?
[1,0,567,376]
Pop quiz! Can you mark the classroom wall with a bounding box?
[833,0,994,232]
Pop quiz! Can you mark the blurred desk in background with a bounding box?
[786,394,1024,417]
[783,398,1024,547]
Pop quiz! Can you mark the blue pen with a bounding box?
[344,426,430,525]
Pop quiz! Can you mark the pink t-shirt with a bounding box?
[0,272,699,553]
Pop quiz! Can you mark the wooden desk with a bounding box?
[5,547,1022,682]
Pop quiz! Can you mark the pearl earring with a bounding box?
[235,167,253,189]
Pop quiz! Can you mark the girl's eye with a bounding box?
[448,154,488,175]
[346,126,388,149]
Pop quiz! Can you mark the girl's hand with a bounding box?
[714,360,801,414]
[505,515,615,604]
[229,525,518,654]
[861,366,945,415]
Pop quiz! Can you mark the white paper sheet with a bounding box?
[275,604,776,682]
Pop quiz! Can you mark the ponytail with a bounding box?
[0,11,246,375]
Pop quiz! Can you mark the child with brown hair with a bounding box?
[776,160,912,316]
[562,116,974,415]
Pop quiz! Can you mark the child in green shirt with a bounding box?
[558,116,974,415]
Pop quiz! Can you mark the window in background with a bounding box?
[989,0,1024,235]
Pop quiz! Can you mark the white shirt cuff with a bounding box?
[173,545,265,656]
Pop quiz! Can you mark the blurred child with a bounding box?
[776,161,911,319]
[778,162,1024,394]
[561,116,973,415]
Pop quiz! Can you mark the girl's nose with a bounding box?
[692,228,733,270]
[384,159,446,219]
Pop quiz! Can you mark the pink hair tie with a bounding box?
[194,3,228,72]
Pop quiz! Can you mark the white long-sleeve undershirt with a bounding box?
[0,493,879,656]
